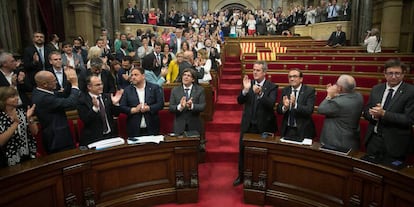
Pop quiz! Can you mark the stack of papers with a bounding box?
[88,137,125,150]
[127,135,165,144]
[280,137,313,146]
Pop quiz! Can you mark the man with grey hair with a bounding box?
[78,57,115,93]
[318,74,363,151]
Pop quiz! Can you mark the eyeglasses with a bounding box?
[385,72,402,77]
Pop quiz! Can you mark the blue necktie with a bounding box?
[383,89,394,110]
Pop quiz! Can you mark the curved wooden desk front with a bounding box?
[0,137,199,207]
[242,133,414,207]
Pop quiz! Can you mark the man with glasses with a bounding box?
[318,74,363,151]
[277,69,316,140]
[363,59,414,162]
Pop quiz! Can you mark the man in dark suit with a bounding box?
[326,24,346,47]
[120,67,164,137]
[318,75,363,151]
[169,28,186,54]
[117,56,134,89]
[234,61,278,186]
[0,52,31,108]
[23,32,53,89]
[77,75,123,146]
[31,69,80,154]
[46,51,71,97]
[124,2,139,23]
[169,68,206,135]
[277,69,316,139]
[141,41,164,77]
[363,59,414,161]
[78,57,115,93]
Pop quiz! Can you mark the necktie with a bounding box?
[98,96,109,133]
[38,48,45,65]
[157,54,161,64]
[288,89,298,126]
[382,89,394,110]
[331,6,335,17]
[184,88,190,101]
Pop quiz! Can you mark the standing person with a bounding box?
[120,67,164,137]
[169,68,206,135]
[364,28,382,53]
[31,69,80,154]
[23,32,52,88]
[123,1,139,23]
[363,59,414,162]
[0,52,31,108]
[326,0,340,21]
[0,87,37,167]
[46,51,72,97]
[46,34,61,52]
[61,41,86,75]
[276,69,316,139]
[78,57,116,94]
[234,61,278,186]
[77,76,123,146]
[318,74,363,151]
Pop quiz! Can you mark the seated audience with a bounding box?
[276,69,316,139]
[318,74,363,151]
[364,28,381,53]
[0,87,37,167]
[326,24,346,47]
[363,59,414,162]
[32,69,80,154]
[169,68,206,135]
[77,76,122,146]
[120,67,164,137]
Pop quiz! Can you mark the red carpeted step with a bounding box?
[220,75,241,84]
[221,68,242,76]
[224,56,241,62]
[218,84,241,96]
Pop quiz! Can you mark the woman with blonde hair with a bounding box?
[194,49,212,83]
[166,52,183,83]
[87,46,109,70]
[0,87,37,167]
[364,28,381,53]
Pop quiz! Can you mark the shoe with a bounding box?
[233,176,243,186]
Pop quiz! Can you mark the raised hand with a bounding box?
[242,75,251,91]
[180,96,187,109]
[33,52,39,63]
[111,90,124,105]
[26,104,36,120]
[17,71,25,84]
[92,96,99,108]
[64,67,78,86]
[186,97,193,109]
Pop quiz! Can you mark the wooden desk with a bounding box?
[242,133,414,207]
[0,137,199,207]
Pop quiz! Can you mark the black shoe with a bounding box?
[233,176,243,186]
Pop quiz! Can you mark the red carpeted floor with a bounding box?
[155,57,266,207]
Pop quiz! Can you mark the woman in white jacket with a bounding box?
[364,28,381,53]
[194,49,212,84]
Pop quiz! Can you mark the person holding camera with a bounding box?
[364,28,381,53]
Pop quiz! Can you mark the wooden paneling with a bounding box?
[0,137,199,207]
[242,133,414,207]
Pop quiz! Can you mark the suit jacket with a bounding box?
[117,67,132,89]
[327,31,346,46]
[124,7,139,23]
[363,82,414,158]
[46,67,72,97]
[169,84,206,134]
[78,69,115,94]
[23,45,52,87]
[61,53,86,75]
[32,87,80,153]
[238,80,278,133]
[77,93,120,146]
[276,85,316,138]
[120,82,164,137]
[0,69,31,107]
[169,37,186,54]
[318,92,363,150]
[141,52,165,77]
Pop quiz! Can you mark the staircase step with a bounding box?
[221,68,241,76]
[208,110,242,123]
[224,56,241,62]
[220,75,241,84]
[206,121,241,132]
[218,84,241,96]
